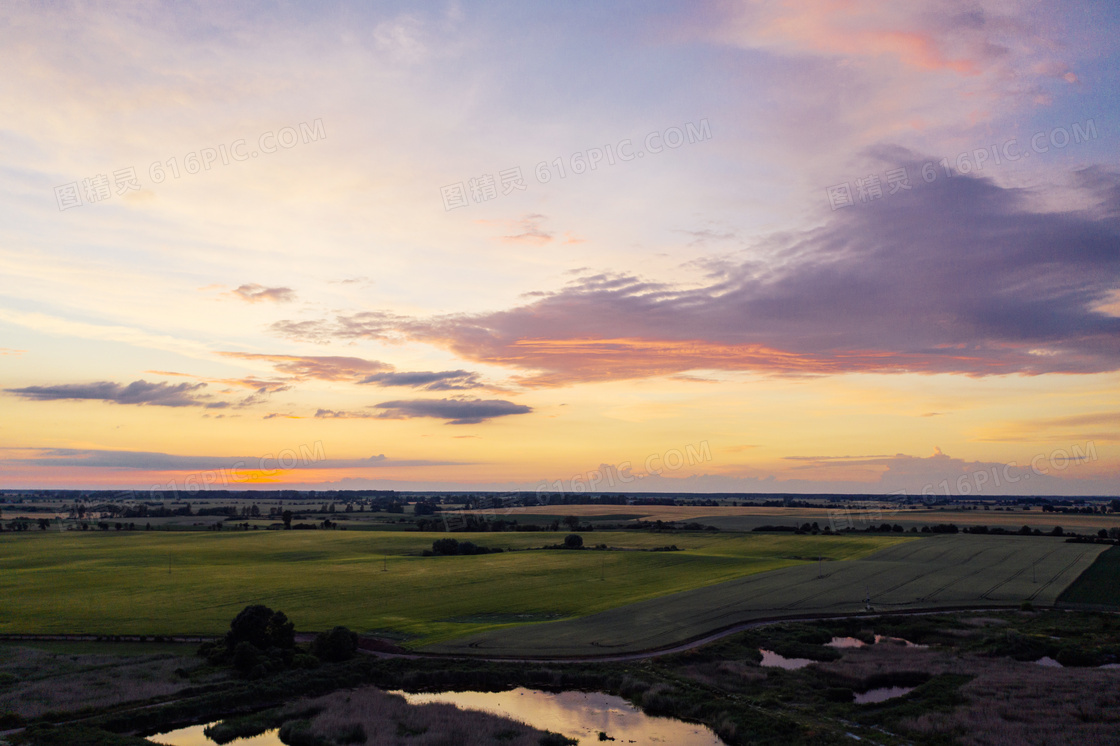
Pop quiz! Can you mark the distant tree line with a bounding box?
[424,538,503,556]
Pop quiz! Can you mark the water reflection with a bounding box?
[758,649,816,669]
[873,635,926,648]
[149,721,280,745]
[854,686,914,704]
[151,688,725,746]
[825,636,866,648]
[393,688,725,745]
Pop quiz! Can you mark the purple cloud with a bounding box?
[272,162,1120,384]
[6,380,212,407]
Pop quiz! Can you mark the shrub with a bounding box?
[312,626,359,662]
[226,604,295,651]
[539,734,578,746]
[432,538,460,555]
[564,534,584,549]
[334,723,367,744]
[233,641,263,674]
[293,653,321,670]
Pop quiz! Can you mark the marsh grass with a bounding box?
[0,644,209,718]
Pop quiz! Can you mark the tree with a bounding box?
[564,515,580,531]
[311,626,358,662]
[432,538,460,556]
[564,533,584,549]
[225,605,295,651]
[281,510,292,530]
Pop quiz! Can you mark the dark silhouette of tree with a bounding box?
[225,605,295,651]
[564,533,584,549]
[311,626,358,662]
[282,510,292,529]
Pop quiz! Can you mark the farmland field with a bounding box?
[426,535,1108,656]
[1058,544,1120,608]
[466,503,1120,533]
[0,530,906,647]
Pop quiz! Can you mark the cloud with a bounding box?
[229,284,297,303]
[271,163,1120,385]
[219,352,391,381]
[5,377,289,409]
[371,398,533,425]
[268,312,406,345]
[6,380,214,407]
[314,409,376,419]
[0,447,462,471]
[219,352,485,390]
[0,348,24,356]
[147,369,291,393]
[697,0,1078,94]
[360,370,482,390]
[501,214,553,244]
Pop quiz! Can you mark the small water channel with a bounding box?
[149,687,725,746]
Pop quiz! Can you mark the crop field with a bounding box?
[472,504,1120,533]
[1058,544,1120,608]
[426,535,1108,656]
[0,530,906,647]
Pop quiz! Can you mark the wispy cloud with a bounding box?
[228,284,297,304]
[372,398,532,425]
[6,380,215,407]
[360,370,482,390]
[219,353,390,381]
[219,352,485,390]
[0,447,463,471]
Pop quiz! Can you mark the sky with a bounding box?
[1,0,1118,496]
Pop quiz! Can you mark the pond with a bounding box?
[394,688,725,745]
[149,722,278,745]
[149,687,725,746]
[824,635,927,649]
[758,648,816,669]
[853,686,915,704]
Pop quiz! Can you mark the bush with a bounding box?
[564,534,584,549]
[278,720,328,746]
[226,604,295,651]
[334,723,367,744]
[312,626,359,662]
[233,641,263,674]
[539,734,578,746]
[293,653,321,669]
[432,537,460,555]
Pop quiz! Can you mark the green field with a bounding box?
[0,530,906,647]
[1058,544,1120,608]
[426,535,1108,656]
